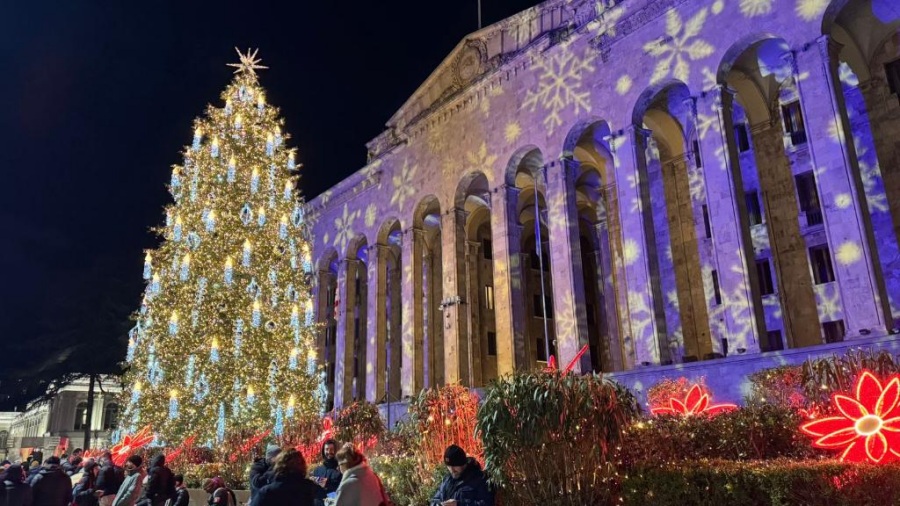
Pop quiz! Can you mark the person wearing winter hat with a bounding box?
[248,445,281,504]
[3,463,33,506]
[430,445,494,506]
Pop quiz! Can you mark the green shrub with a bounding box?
[476,371,639,506]
[333,400,385,453]
[746,366,805,409]
[619,404,816,467]
[801,349,900,410]
[370,454,446,506]
[621,460,900,506]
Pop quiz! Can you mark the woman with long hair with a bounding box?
[333,444,389,506]
[255,449,320,506]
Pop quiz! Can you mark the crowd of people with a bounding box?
[0,442,493,506]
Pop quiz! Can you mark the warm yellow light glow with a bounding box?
[244,239,252,252]
[134,381,142,392]
[194,127,202,138]
[211,137,219,150]
[266,132,274,144]
[169,311,178,324]
[257,93,265,108]
[182,254,191,266]
[225,256,233,269]
[170,389,178,398]
[291,348,299,358]
[247,385,255,398]
[258,206,266,222]
[253,299,261,312]
[145,252,152,263]
[288,394,295,408]
[234,114,243,129]
[211,336,219,350]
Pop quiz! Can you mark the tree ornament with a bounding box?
[252,299,261,327]
[227,157,236,183]
[210,137,219,158]
[265,133,274,156]
[180,254,191,281]
[251,168,260,193]
[192,127,202,151]
[279,215,288,239]
[265,320,276,332]
[224,257,234,285]
[210,337,220,363]
[168,312,179,335]
[242,239,252,267]
[257,206,267,226]
[168,391,179,420]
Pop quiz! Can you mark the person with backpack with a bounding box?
[29,456,72,506]
[201,477,235,506]
[138,455,174,506]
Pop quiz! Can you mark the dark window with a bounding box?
[711,270,722,305]
[74,402,88,431]
[734,123,751,152]
[823,320,846,344]
[746,191,763,226]
[484,286,494,310]
[810,245,836,284]
[765,330,784,352]
[533,295,553,319]
[535,336,557,362]
[886,59,900,96]
[530,249,550,271]
[487,332,497,356]
[103,403,119,430]
[795,171,823,226]
[702,205,712,239]
[782,100,807,145]
[354,276,361,297]
[482,239,493,259]
[756,259,775,296]
[692,139,702,167]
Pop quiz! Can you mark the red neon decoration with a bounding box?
[801,370,900,464]
[545,344,590,375]
[165,435,196,463]
[110,425,155,466]
[229,429,272,462]
[650,383,737,417]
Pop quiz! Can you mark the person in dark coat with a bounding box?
[95,451,124,506]
[171,475,189,506]
[29,456,73,506]
[140,455,175,506]
[73,461,101,506]
[3,464,34,506]
[201,477,234,506]
[254,450,319,506]
[25,462,41,485]
[310,439,342,506]
[430,445,494,506]
[248,445,280,504]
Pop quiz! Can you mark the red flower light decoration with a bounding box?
[110,425,155,466]
[650,383,737,417]
[545,344,589,375]
[165,435,196,463]
[801,370,900,463]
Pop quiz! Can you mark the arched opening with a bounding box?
[414,196,444,387]
[455,172,496,386]
[825,0,900,326]
[315,250,339,412]
[102,403,119,431]
[570,121,626,371]
[376,219,403,403]
[718,36,821,349]
[347,236,369,401]
[511,153,556,369]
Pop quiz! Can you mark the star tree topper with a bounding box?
[227,47,268,75]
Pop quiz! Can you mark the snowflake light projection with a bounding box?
[522,48,596,135]
[466,142,498,179]
[504,122,521,143]
[650,383,737,416]
[390,159,418,211]
[644,7,715,85]
[740,0,774,17]
[364,203,378,228]
[815,283,843,322]
[110,425,155,466]
[801,371,900,463]
[796,0,829,22]
[332,204,360,253]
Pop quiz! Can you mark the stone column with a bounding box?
[429,240,445,385]
[333,259,355,409]
[793,38,891,336]
[546,159,589,373]
[490,185,526,373]
[858,81,900,248]
[365,245,387,403]
[401,228,425,396]
[464,240,483,386]
[441,208,468,384]
[607,127,661,365]
[692,88,763,354]
[387,260,402,401]
[594,218,623,371]
[315,269,334,371]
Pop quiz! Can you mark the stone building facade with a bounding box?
[1,376,122,460]
[308,0,900,410]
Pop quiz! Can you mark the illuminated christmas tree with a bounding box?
[120,49,321,445]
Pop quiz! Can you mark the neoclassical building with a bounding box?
[308,0,900,410]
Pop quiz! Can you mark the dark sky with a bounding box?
[0,0,540,403]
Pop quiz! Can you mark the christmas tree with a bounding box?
[121,49,321,445]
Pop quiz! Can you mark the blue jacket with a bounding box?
[431,459,493,506]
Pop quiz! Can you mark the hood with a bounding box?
[150,454,166,468]
[459,458,484,481]
[39,465,62,476]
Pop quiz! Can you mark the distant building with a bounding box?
[0,376,121,461]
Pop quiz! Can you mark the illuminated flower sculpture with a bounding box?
[110,425,155,466]
[650,383,737,417]
[801,371,900,463]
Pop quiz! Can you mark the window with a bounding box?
[734,123,751,152]
[103,403,119,430]
[484,286,494,310]
[782,100,807,145]
[0,431,7,450]
[765,330,784,352]
[711,270,722,305]
[533,295,553,319]
[886,59,900,96]
[756,259,775,296]
[795,171,823,226]
[482,239,493,259]
[692,139,702,168]
[535,336,557,362]
[530,249,550,271]
[487,332,497,356]
[702,205,712,239]
[823,320,846,344]
[809,245,836,284]
[74,401,88,431]
[745,191,763,226]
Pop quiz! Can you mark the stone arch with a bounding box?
[455,171,491,210]
[505,145,545,187]
[563,119,610,159]
[315,247,339,411]
[717,35,794,125]
[412,195,444,387]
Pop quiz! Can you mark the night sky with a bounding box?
[0,0,541,407]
